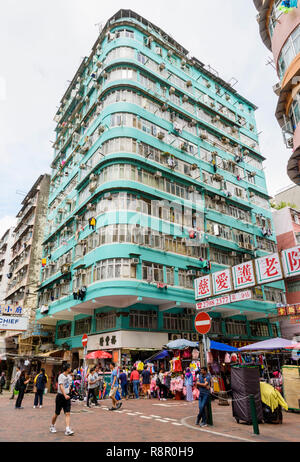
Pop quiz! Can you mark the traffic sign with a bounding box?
[82,333,88,347]
[194,312,211,335]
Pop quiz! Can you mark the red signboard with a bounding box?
[195,312,211,335]
[82,334,88,347]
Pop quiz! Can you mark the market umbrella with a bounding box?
[85,350,112,359]
[238,337,294,351]
[283,342,300,349]
[166,339,199,350]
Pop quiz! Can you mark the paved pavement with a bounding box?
[0,391,299,442]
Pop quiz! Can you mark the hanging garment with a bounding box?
[224,353,231,364]
[192,349,199,360]
[230,353,237,363]
[88,217,96,230]
[182,349,191,359]
[207,352,213,364]
[137,361,144,372]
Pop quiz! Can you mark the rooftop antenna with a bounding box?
[16,190,27,196]
[228,77,238,88]
[266,57,276,70]
[95,22,103,34]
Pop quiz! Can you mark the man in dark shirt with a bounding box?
[141,366,151,399]
[119,369,128,400]
[196,367,211,427]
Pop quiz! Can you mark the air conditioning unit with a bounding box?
[213,224,220,236]
[206,81,211,88]
[249,171,256,177]
[156,47,163,56]
[225,94,231,101]
[131,258,139,265]
[155,171,162,179]
[161,104,168,112]
[182,95,189,103]
[159,63,166,71]
[200,130,208,140]
[273,82,281,96]
[104,192,112,200]
[286,137,294,148]
[170,333,181,340]
[249,191,255,198]
[186,80,192,87]
[90,173,97,181]
[169,86,175,95]
[157,131,165,140]
[87,203,95,210]
[191,163,198,170]
[188,186,195,193]
[187,270,196,276]
[79,164,86,170]
[96,61,103,68]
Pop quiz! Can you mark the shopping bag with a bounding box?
[115,389,121,401]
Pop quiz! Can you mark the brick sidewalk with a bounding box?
[0,391,299,442]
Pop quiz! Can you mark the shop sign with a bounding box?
[289,315,300,324]
[212,269,232,296]
[232,261,256,290]
[0,316,28,331]
[277,304,300,317]
[0,305,23,315]
[194,275,212,300]
[281,246,300,278]
[196,290,252,311]
[254,253,283,284]
[196,294,231,311]
[99,334,117,348]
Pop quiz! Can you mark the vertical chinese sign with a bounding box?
[212,268,232,296]
[254,253,283,284]
[281,246,300,278]
[194,275,212,300]
[232,261,256,290]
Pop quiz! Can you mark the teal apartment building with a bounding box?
[36,10,284,368]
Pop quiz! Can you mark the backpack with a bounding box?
[15,379,20,391]
[36,373,45,390]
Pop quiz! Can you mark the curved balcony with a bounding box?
[272,5,300,69]
[287,121,300,184]
[255,0,273,51]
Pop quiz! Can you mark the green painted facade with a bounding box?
[36,10,283,352]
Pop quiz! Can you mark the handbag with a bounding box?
[14,379,20,391]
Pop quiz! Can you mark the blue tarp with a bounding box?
[209,340,239,352]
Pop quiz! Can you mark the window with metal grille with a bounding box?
[129,310,158,329]
[74,317,92,336]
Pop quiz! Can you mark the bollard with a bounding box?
[249,394,259,435]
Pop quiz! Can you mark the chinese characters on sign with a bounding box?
[196,290,252,311]
[232,261,256,290]
[0,306,23,315]
[281,246,300,278]
[194,275,212,300]
[255,253,283,284]
[212,269,232,296]
[277,304,300,316]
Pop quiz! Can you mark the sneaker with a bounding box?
[33,406,36,409]
[109,407,117,411]
[65,428,74,436]
[50,425,57,433]
[116,402,122,410]
[39,405,42,409]
[200,423,208,427]
[162,398,167,401]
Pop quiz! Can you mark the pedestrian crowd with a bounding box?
[2,362,211,435]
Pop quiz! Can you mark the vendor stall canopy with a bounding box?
[239,337,296,351]
[210,341,238,352]
[145,350,170,362]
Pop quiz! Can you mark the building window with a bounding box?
[264,287,284,304]
[250,322,269,337]
[225,320,247,336]
[95,312,116,331]
[57,322,72,339]
[163,311,194,331]
[74,317,92,336]
[129,310,158,329]
[142,261,164,283]
[278,24,300,80]
[271,324,278,338]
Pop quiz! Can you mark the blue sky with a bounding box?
[0,0,293,236]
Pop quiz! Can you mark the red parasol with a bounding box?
[85,350,112,359]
